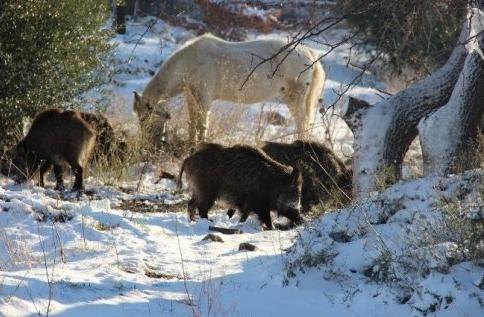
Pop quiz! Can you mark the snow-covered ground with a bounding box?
[0,173,300,317]
[1,167,482,316]
[286,169,483,317]
[1,15,483,317]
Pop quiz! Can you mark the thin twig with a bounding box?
[37,223,55,317]
[175,215,199,316]
[136,161,149,192]
[127,19,158,64]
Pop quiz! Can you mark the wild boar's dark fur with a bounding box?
[178,143,303,229]
[79,112,126,162]
[10,109,96,192]
[261,140,352,212]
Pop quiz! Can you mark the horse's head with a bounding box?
[133,91,172,148]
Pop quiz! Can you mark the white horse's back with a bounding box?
[183,35,318,102]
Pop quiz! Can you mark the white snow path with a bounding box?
[1,169,483,316]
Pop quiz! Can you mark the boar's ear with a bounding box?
[290,166,303,186]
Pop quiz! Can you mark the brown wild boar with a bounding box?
[178,143,303,229]
[261,140,352,212]
[19,111,121,163]
[79,112,114,159]
[79,112,127,162]
[10,109,96,192]
[228,141,352,219]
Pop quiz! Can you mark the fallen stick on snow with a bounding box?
[209,226,243,235]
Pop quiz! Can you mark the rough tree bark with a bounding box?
[133,0,139,22]
[165,0,176,15]
[115,4,127,34]
[343,10,480,199]
[419,11,484,175]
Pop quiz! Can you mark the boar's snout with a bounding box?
[10,142,36,183]
[9,162,29,184]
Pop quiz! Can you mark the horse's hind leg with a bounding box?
[196,108,209,142]
[282,80,309,139]
[290,104,307,139]
[288,97,308,139]
[186,97,198,145]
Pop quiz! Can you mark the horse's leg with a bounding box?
[283,80,308,139]
[196,106,209,143]
[287,98,307,139]
[292,106,307,139]
[185,87,211,144]
[185,88,200,145]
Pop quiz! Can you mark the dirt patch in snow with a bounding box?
[113,199,186,213]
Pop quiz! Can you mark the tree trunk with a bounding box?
[115,4,127,34]
[133,0,139,22]
[126,0,139,21]
[109,0,118,28]
[165,0,176,15]
[419,21,484,175]
[343,11,478,199]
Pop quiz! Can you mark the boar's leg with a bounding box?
[38,161,52,188]
[71,164,84,192]
[227,206,249,222]
[239,212,249,223]
[187,195,215,220]
[279,208,303,226]
[197,197,215,219]
[235,195,250,223]
[188,198,197,221]
[227,209,249,222]
[227,208,236,219]
[255,202,273,230]
[53,164,65,191]
[258,211,273,230]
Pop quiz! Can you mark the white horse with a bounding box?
[133,34,326,146]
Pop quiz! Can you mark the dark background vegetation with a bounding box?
[337,0,467,77]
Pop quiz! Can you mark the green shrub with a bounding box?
[0,0,112,149]
[336,0,467,77]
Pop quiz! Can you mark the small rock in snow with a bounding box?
[202,234,224,243]
[239,242,257,251]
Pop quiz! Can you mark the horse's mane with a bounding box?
[176,33,219,52]
[159,33,218,70]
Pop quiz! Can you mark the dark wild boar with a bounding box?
[79,112,126,162]
[10,109,96,192]
[261,140,352,212]
[178,143,303,229]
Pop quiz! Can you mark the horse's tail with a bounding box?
[305,49,326,132]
